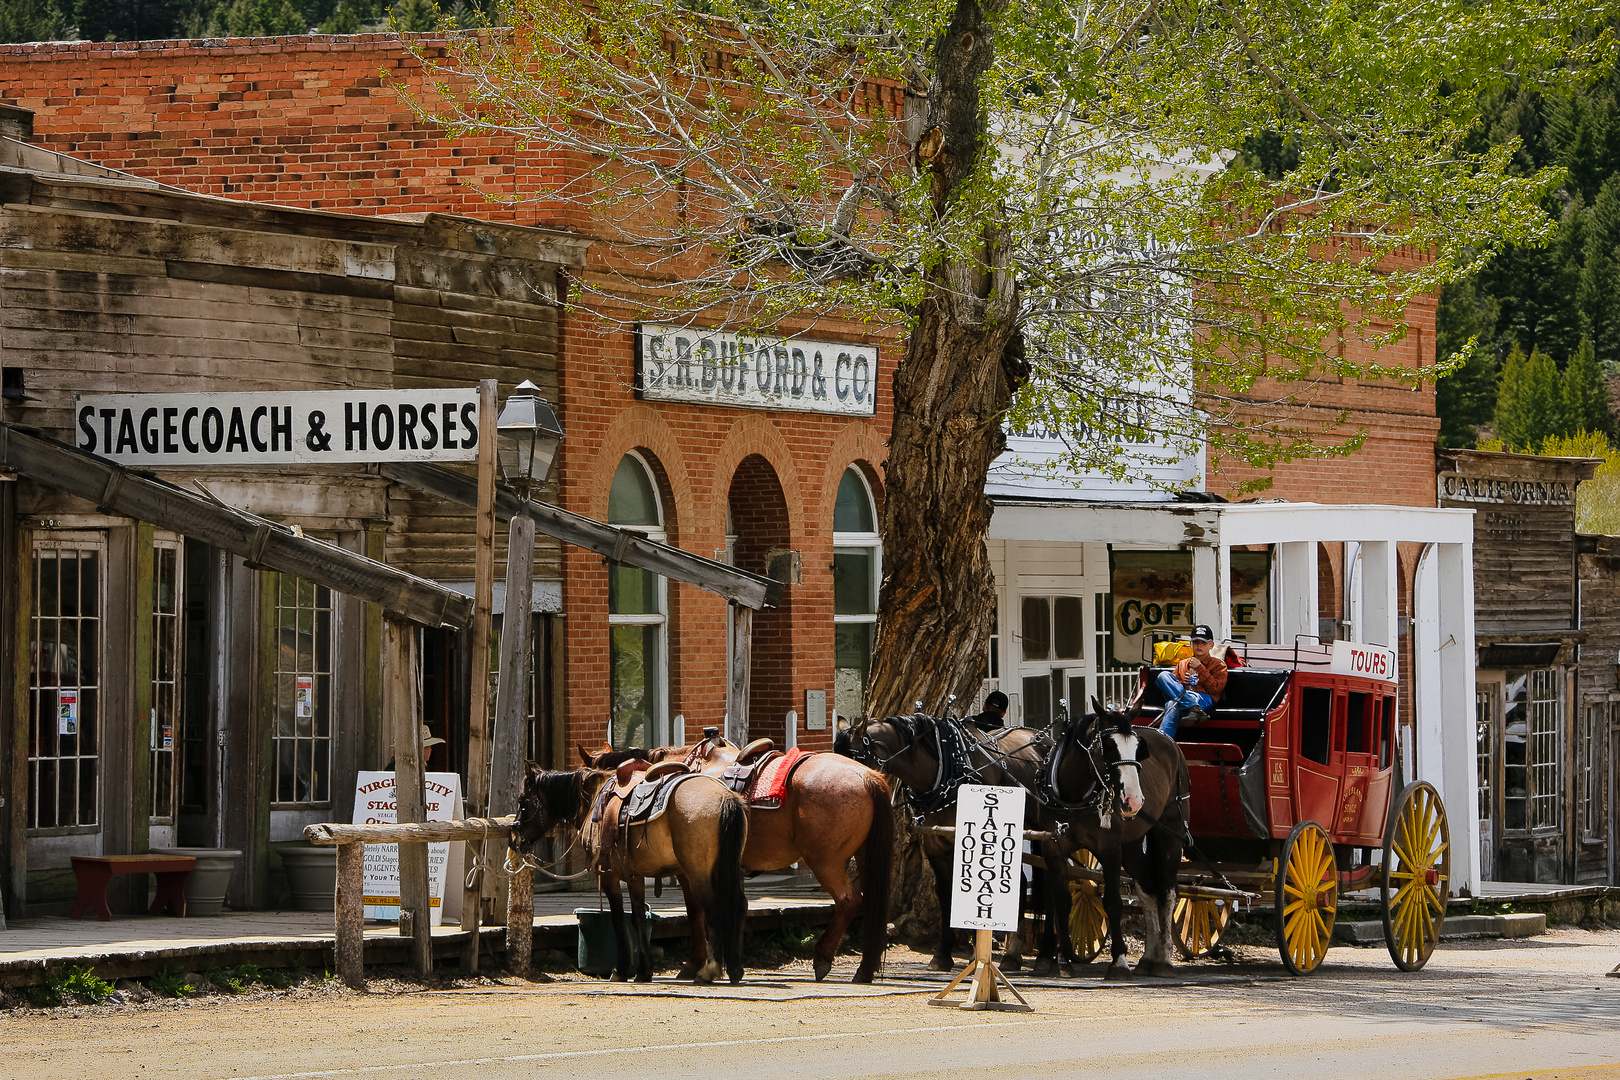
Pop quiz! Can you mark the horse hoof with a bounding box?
[928,955,954,973]
[727,968,744,986]
[851,969,875,985]
[1001,955,1023,973]
[1143,961,1175,979]
[1057,963,1077,980]
[1030,959,1054,978]
[813,959,832,982]
[1103,965,1133,982]
[610,972,629,983]
[676,966,698,981]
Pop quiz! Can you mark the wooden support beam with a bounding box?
[335,842,365,989]
[379,461,781,610]
[305,816,517,846]
[384,616,433,977]
[0,423,472,629]
[487,509,536,922]
[463,379,498,968]
[727,603,752,744]
[506,859,534,978]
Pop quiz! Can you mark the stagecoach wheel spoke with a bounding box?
[1381,781,1450,972]
[1275,821,1336,976]
[1067,850,1108,963]
[1173,896,1231,960]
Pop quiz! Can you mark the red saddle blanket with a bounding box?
[750,747,811,807]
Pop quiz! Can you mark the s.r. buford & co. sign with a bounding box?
[75,388,480,466]
[635,323,877,416]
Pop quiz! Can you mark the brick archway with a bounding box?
[729,454,794,746]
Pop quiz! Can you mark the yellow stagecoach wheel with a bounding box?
[1381,781,1450,972]
[1067,849,1107,962]
[1173,895,1232,960]
[1274,821,1337,976]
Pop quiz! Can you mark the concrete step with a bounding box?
[1332,911,1546,946]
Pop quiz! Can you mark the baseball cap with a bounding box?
[984,690,1009,713]
[1190,624,1214,642]
[420,724,446,747]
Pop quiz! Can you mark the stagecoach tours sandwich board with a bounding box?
[930,784,1033,1011]
[352,772,465,926]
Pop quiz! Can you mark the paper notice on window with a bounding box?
[295,675,314,718]
[58,689,79,736]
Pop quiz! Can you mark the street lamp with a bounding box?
[495,380,564,493]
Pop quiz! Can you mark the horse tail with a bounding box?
[710,792,749,979]
[858,771,895,978]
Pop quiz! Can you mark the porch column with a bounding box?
[1215,545,1234,641]
[1360,540,1399,649]
[1192,545,1219,639]
[1436,541,1479,893]
[1274,541,1318,647]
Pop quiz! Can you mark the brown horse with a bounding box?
[581,737,894,983]
[511,764,749,984]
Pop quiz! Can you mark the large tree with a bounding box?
[416,0,1597,722]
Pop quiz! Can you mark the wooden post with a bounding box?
[728,603,752,744]
[463,379,499,969]
[385,616,433,977]
[488,508,536,922]
[927,928,1032,1012]
[335,841,366,989]
[506,854,534,978]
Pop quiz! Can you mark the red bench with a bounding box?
[70,855,196,921]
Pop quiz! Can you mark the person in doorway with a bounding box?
[967,689,1010,732]
[1154,625,1227,739]
[385,724,446,771]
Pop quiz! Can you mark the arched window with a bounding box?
[832,467,880,723]
[607,452,668,748]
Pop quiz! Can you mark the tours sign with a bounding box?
[948,784,1026,931]
[634,323,878,416]
[74,388,481,466]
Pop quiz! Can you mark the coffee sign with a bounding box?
[635,323,878,416]
[75,389,480,466]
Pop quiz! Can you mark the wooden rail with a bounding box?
[303,816,528,989]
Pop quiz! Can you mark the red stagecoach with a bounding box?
[1069,639,1451,975]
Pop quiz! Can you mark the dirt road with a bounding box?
[4,930,1618,1080]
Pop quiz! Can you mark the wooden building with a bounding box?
[0,136,587,916]
[1436,448,1605,884]
[1575,533,1620,885]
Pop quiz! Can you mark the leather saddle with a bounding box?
[590,760,694,870]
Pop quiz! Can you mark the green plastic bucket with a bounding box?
[575,908,655,975]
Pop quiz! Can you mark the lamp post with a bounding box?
[488,381,563,936]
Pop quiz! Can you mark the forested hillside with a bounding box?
[0,0,499,42]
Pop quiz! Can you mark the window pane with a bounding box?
[271,574,333,806]
[29,545,102,829]
[609,564,661,616]
[833,468,875,532]
[833,549,875,615]
[1022,675,1051,728]
[834,622,873,723]
[1300,686,1332,765]
[608,456,661,526]
[1053,596,1083,660]
[1529,669,1560,829]
[611,623,661,749]
[1021,597,1050,661]
[1504,676,1528,831]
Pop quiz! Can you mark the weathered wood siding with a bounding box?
[0,169,582,585]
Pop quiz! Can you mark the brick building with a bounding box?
[0,33,1487,895]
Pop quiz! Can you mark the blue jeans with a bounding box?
[1155,670,1211,739]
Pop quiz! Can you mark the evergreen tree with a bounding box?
[1435,277,1500,447]
[1563,336,1614,439]
[0,0,76,40]
[1495,344,1567,451]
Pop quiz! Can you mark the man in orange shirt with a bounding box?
[1155,624,1228,738]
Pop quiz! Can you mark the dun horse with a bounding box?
[511,764,749,984]
[582,736,894,983]
[1035,699,1190,978]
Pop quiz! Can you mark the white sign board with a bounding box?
[74,389,480,466]
[1331,640,1398,683]
[949,784,1027,931]
[352,771,463,925]
[635,323,878,416]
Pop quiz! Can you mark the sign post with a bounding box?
[928,784,1033,1012]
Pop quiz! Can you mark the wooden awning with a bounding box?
[0,422,473,628]
[379,461,783,611]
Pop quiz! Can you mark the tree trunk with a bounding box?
[866,0,1026,922]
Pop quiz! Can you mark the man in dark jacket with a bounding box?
[967,690,1010,731]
